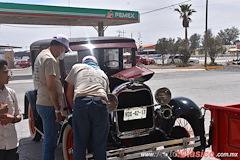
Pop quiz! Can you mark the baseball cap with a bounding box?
[52,34,72,52]
[82,55,98,65]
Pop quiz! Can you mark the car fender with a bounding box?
[24,89,43,132]
[170,97,202,118]
[24,89,37,119]
[161,97,202,134]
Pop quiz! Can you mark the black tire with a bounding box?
[168,116,202,160]
[28,103,42,141]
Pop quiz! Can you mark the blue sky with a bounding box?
[0,0,240,50]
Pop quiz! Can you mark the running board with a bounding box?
[85,133,208,160]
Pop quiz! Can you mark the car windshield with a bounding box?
[64,48,133,75]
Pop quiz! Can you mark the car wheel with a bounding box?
[28,103,42,141]
[62,124,92,160]
[168,116,202,160]
[63,124,74,160]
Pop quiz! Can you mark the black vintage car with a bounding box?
[23,37,206,160]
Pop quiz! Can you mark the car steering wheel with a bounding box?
[103,60,123,69]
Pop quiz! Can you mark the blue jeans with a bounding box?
[72,97,110,160]
[36,105,60,160]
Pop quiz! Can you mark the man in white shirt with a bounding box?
[0,59,22,160]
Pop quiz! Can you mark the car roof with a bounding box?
[30,36,136,48]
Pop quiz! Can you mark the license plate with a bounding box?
[123,107,147,121]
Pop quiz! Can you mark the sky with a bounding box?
[0,0,240,51]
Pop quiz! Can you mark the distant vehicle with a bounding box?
[15,60,31,68]
[232,58,240,65]
[167,55,199,64]
[126,55,155,65]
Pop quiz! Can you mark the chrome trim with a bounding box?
[115,104,158,112]
[117,128,154,139]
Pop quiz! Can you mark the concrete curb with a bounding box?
[145,65,224,70]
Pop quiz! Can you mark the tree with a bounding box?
[155,38,175,64]
[155,37,189,65]
[217,26,240,45]
[174,4,196,50]
[189,33,201,53]
[202,29,224,65]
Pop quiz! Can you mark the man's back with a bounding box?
[33,49,63,106]
[65,63,109,100]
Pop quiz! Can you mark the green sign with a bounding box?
[0,2,139,21]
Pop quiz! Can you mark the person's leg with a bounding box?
[0,149,7,160]
[91,99,110,160]
[72,98,91,160]
[36,105,60,160]
[5,148,19,160]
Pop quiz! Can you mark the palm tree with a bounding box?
[174,4,196,50]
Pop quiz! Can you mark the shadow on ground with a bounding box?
[18,137,64,160]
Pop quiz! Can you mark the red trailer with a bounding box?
[205,103,240,160]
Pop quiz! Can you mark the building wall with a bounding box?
[0,52,4,60]
[4,51,14,69]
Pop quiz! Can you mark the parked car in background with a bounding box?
[189,57,200,64]
[232,58,240,65]
[167,55,199,64]
[15,60,31,68]
[126,55,155,65]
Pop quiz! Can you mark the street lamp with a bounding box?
[204,0,208,68]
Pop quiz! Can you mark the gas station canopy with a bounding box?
[0,2,139,26]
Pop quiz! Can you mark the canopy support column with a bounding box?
[93,22,108,37]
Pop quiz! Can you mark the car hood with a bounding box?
[111,65,154,82]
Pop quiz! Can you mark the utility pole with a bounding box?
[117,30,126,37]
[122,30,126,37]
[137,32,142,52]
[204,0,208,68]
[117,30,122,37]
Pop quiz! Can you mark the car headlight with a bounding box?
[107,94,118,112]
[155,87,171,105]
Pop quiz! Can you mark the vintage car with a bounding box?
[23,37,206,160]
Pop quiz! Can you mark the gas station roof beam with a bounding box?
[0,2,140,26]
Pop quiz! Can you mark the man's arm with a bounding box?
[66,83,74,108]
[0,104,8,115]
[0,114,21,125]
[46,75,62,122]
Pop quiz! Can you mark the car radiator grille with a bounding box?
[117,90,154,132]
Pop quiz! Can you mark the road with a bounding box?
[7,66,240,160]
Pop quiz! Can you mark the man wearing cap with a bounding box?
[65,55,110,160]
[33,34,71,160]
